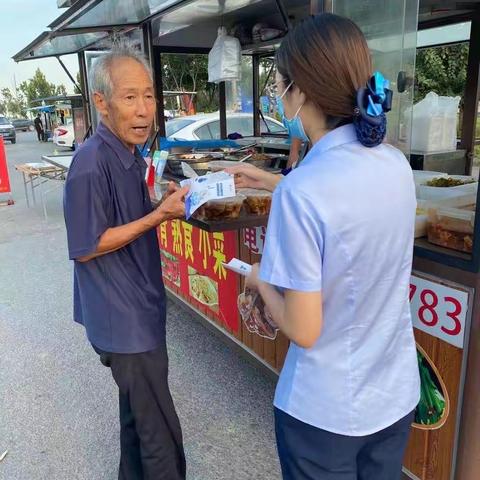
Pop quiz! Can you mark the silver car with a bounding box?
[0,116,16,144]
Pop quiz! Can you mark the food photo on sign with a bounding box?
[413,344,450,430]
[188,266,219,311]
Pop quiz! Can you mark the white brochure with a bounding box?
[180,171,236,219]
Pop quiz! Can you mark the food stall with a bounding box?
[13,1,480,479]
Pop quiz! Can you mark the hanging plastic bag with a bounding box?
[410,92,460,152]
[208,27,241,83]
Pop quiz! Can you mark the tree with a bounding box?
[162,54,218,113]
[55,84,67,96]
[74,72,82,95]
[414,43,468,103]
[0,87,26,118]
[19,68,67,107]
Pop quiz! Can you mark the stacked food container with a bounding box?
[414,170,477,253]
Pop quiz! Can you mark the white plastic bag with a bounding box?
[410,92,460,153]
[208,27,241,83]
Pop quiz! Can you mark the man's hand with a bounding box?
[153,185,189,223]
[161,181,180,202]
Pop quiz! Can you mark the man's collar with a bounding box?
[96,122,136,170]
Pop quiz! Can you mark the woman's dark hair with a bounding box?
[276,13,373,130]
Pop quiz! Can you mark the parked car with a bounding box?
[53,122,74,149]
[166,112,287,140]
[0,116,16,144]
[11,118,34,131]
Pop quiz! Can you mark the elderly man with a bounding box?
[64,43,187,480]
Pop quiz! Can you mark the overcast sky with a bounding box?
[0,0,79,93]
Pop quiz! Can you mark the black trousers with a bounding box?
[275,408,414,480]
[94,344,186,480]
[36,129,43,141]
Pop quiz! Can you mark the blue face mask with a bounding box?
[275,81,309,143]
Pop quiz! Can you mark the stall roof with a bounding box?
[31,94,83,103]
[47,0,480,32]
[12,30,110,62]
[26,105,57,112]
[151,0,310,50]
[12,0,480,62]
[48,0,184,31]
[47,0,306,32]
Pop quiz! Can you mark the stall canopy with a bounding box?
[12,30,110,62]
[150,0,310,51]
[29,94,83,104]
[12,0,309,61]
[48,0,185,31]
[12,0,480,63]
[25,105,56,113]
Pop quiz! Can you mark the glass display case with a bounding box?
[332,0,419,152]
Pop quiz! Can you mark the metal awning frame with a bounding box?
[13,30,102,63]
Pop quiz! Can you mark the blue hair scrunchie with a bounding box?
[353,72,393,148]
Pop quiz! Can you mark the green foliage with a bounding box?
[162,54,218,112]
[414,43,468,102]
[74,72,82,95]
[0,87,26,117]
[19,68,67,107]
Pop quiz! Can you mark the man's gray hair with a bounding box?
[89,40,153,100]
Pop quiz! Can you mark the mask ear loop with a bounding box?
[279,80,294,100]
[293,103,303,118]
[281,81,304,119]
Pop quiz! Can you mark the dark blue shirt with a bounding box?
[64,122,166,353]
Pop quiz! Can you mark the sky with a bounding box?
[0,0,79,93]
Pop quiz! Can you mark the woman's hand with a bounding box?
[225,164,282,192]
[245,263,261,291]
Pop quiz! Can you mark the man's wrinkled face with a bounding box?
[94,57,156,152]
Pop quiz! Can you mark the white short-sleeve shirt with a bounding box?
[260,124,420,436]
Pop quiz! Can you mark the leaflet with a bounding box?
[180,171,236,219]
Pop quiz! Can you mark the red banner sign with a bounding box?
[0,137,12,195]
[158,220,239,333]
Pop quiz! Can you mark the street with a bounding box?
[0,131,280,480]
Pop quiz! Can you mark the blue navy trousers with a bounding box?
[275,407,414,480]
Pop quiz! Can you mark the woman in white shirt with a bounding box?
[228,13,420,480]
